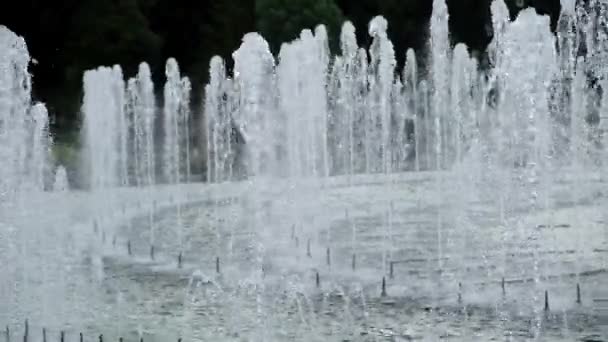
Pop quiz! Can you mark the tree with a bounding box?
[50,0,161,138]
[337,0,432,69]
[447,0,492,52]
[65,0,162,83]
[376,0,433,68]
[0,0,80,133]
[504,0,560,32]
[336,0,379,46]
[256,0,345,53]
[196,0,255,78]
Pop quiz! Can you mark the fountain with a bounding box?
[163,58,191,185]
[0,27,49,201]
[82,65,129,190]
[127,62,156,189]
[1,0,608,340]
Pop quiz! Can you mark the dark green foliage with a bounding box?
[255,0,345,53]
[339,0,433,67]
[504,0,561,31]
[447,0,493,51]
[376,0,433,54]
[65,0,161,79]
[63,0,162,132]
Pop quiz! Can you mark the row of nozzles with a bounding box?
[2,283,584,341]
[105,234,222,273]
[312,243,585,310]
[312,268,584,312]
[5,321,183,342]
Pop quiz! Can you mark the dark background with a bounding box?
[1,0,561,144]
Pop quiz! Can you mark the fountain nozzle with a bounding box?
[458,282,462,304]
[306,239,311,258]
[381,277,387,297]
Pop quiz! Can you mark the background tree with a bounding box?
[65,0,162,107]
[204,0,256,72]
[447,0,493,51]
[255,0,345,53]
[337,0,431,70]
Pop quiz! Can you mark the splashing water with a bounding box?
[0,27,49,201]
[53,166,69,192]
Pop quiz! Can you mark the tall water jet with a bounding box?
[313,25,331,179]
[204,56,235,263]
[0,26,52,329]
[391,75,408,172]
[163,58,191,184]
[552,0,577,164]
[233,33,277,178]
[163,58,191,255]
[205,56,232,183]
[430,0,450,170]
[82,66,128,190]
[489,0,510,68]
[419,80,431,170]
[128,62,156,188]
[276,42,299,177]
[82,64,129,267]
[488,1,513,283]
[449,44,477,166]
[355,48,370,174]
[29,104,50,191]
[182,78,192,182]
[113,66,129,187]
[232,33,278,339]
[0,26,48,200]
[329,21,359,178]
[429,0,450,295]
[278,26,330,178]
[496,9,557,334]
[495,9,557,171]
[126,62,157,250]
[368,16,396,175]
[449,43,478,286]
[403,49,420,171]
